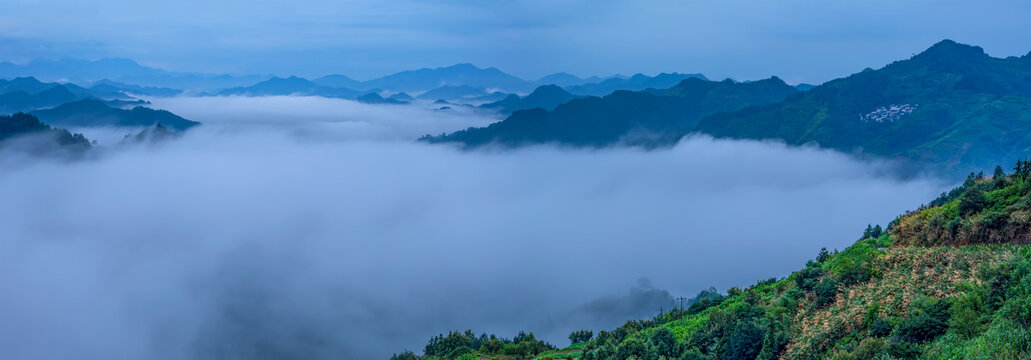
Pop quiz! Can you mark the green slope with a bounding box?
[396,160,1031,360]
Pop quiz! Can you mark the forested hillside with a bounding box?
[0,112,91,153]
[696,40,1031,178]
[422,77,797,148]
[395,159,1031,360]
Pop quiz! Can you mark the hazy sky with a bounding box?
[0,0,1029,83]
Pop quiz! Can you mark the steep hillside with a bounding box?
[395,160,1031,360]
[696,40,1031,178]
[423,77,797,148]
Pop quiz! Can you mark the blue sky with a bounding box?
[0,0,1029,83]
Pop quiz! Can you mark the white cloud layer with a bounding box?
[0,97,947,359]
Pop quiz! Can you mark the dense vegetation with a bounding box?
[422,77,797,148]
[395,159,1031,360]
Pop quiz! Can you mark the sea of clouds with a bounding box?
[0,97,947,359]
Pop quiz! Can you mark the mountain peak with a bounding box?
[915,39,987,61]
[443,63,481,71]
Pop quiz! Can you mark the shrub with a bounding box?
[895,298,951,343]
[721,320,765,360]
[446,346,473,359]
[679,347,706,360]
[958,188,988,215]
[869,319,892,338]
[884,340,922,359]
[650,327,679,359]
[615,336,657,360]
[813,277,839,308]
[795,266,823,292]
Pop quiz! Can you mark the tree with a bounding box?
[958,188,988,215]
[817,247,830,262]
[389,350,418,360]
[615,336,657,360]
[569,329,593,345]
[650,327,679,359]
[994,165,1006,179]
[721,320,765,360]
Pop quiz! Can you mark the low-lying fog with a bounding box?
[0,97,946,359]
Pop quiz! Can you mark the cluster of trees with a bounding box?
[0,112,91,152]
[393,329,555,360]
[569,329,594,345]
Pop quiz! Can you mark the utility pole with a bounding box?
[675,296,688,311]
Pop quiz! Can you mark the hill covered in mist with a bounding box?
[0,112,91,154]
[395,160,1031,360]
[425,40,1031,180]
[421,77,798,148]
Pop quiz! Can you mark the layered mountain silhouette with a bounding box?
[356,92,409,105]
[534,72,606,87]
[216,76,363,98]
[0,77,139,114]
[479,85,578,114]
[564,72,708,96]
[31,99,199,131]
[423,77,798,147]
[423,40,1031,179]
[0,58,267,92]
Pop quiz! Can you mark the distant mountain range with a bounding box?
[0,58,725,104]
[216,76,363,98]
[564,72,708,96]
[0,58,268,93]
[425,40,1031,179]
[0,76,160,114]
[423,77,798,147]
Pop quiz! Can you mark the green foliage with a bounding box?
[400,168,1031,360]
[390,350,418,360]
[958,188,988,215]
[883,340,921,359]
[869,319,893,338]
[832,338,885,360]
[813,277,839,309]
[614,336,656,360]
[569,329,593,345]
[649,327,678,359]
[894,298,952,344]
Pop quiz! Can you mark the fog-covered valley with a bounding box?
[0,97,946,359]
